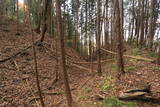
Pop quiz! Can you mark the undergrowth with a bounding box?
[101,76,113,91]
[147,51,157,58]
[131,48,142,56]
[125,66,137,72]
[103,96,138,107]
[88,96,138,107]
[111,64,118,72]
[153,66,160,72]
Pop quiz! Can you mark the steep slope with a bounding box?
[0,15,92,106]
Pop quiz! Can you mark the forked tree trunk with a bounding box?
[40,0,51,42]
[55,0,73,107]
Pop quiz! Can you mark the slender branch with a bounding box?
[27,2,45,107]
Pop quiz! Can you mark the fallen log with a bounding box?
[119,85,151,100]
[119,93,160,104]
[73,59,114,64]
[44,45,96,72]
[118,86,160,104]
[101,48,154,62]
[119,91,147,100]
[70,63,97,72]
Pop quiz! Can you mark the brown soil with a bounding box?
[0,15,160,107]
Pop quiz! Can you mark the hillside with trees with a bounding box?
[0,0,160,107]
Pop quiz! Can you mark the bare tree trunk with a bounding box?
[97,0,102,75]
[48,2,52,34]
[136,0,141,47]
[34,0,42,33]
[104,0,109,49]
[130,0,135,43]
[110,1,114,58]
[89,1,92,61]
[84,0,88,58]
[16,0,19,35]
[157,43,160,65]
[115,0,125,74]
[139,0,145,47]
[55,0,73,107]
[40,0,51,42]
[128,14,131,41]
[80,7,83,56]
[119,0,124,39]
[144,0,149,44]
[72,0,80,50]
[147,0,157,50]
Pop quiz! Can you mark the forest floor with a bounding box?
[0,15,160,107]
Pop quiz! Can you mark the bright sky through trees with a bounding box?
[19,0,24,4]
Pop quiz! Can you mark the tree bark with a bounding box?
[97,0,102,75]
[104,0,109,49]
[139,0,145,47]
[115,0,125,74]
[55,0,73,107]
[147,0,157,50]
[27,0,45,107]
[40,0,51,42]
[135,0,141,47]
[157,43,160,65]
[35,0,42,34]
[16,0,19,35]
[130,0,135,43]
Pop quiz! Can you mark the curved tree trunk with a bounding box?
[40,0,51,42]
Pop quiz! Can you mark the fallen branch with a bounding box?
[73,59,114,64]
[42,91,63,96]
[69,63,97,72]
[28,97,40,103]
[25,78,40,106]
[44,45,96,72]
[101,48,154,62]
